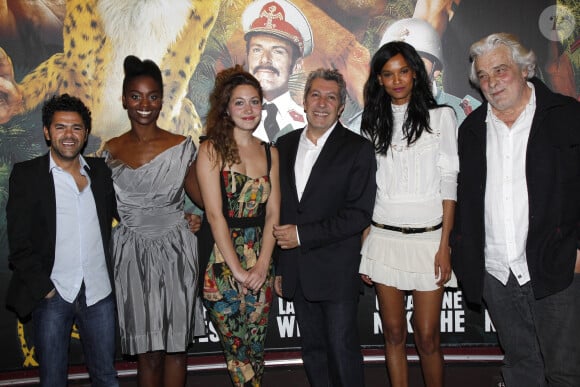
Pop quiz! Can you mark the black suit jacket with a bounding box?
[451,78,580,305]
[5,153,116,319]
[276,122,377,301]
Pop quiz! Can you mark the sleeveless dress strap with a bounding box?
[262,142,272,178]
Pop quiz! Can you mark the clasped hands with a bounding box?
[233,262,268,295]
[227,224,297,296]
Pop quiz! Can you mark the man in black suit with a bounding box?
[5,94,118,386]
[273,68,376,387]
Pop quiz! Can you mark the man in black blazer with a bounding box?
[452,34,580,386]
[273,68,376,387]
[5,94,118,386]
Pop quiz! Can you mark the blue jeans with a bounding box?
[483,272,580,387]
[33,287,119,387]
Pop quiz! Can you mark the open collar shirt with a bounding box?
[484,82,536,286]
[293,122,337,244]
[49,154,111,305]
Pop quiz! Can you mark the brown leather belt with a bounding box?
[371,220,442,234]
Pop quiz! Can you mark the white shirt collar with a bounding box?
[49,152,89,174]
[300,121,338,147]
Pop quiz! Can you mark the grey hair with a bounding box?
[303,68,347,106]
[469,33,536,86]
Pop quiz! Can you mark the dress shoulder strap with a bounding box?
[262,142,272,177]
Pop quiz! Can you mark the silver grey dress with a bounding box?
[106,137,205,355]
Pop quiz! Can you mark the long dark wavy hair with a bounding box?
[205,65,263,167]
[361,41,439,155]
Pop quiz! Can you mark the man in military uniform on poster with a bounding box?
[242,0,313,143]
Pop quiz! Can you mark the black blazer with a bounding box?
[275,122,377,301]
[451,78,580,305]
[5,153,116,319]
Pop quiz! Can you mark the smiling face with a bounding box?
[228,84,262,132]
[303,78,344,135]
[475,45,529,114]
[377,53,416,105]
[247,34,302,101]
[122,75,163,126]
[44,111,89,164]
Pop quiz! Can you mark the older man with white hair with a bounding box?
[452,33,580,387]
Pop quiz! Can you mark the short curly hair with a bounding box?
[42,94,92,133]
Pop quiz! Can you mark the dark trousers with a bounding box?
[293,287,365,387]
[483,272,580,387]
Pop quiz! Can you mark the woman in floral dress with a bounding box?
[196,65,280,387]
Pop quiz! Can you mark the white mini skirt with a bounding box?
[359,225,457,291]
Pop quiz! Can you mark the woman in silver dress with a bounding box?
[104,55,204,387]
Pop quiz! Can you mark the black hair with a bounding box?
[42,94,92,133]
[361,41,439,154]
[122,55,163,96]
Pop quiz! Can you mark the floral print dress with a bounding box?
[203,144,274,387]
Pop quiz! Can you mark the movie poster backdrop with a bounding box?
[0,0,578,372]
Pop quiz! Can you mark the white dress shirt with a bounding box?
[484,83,536,286]
[293,122,338,243]
[295,122,337,200]
[50,154,112,305]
